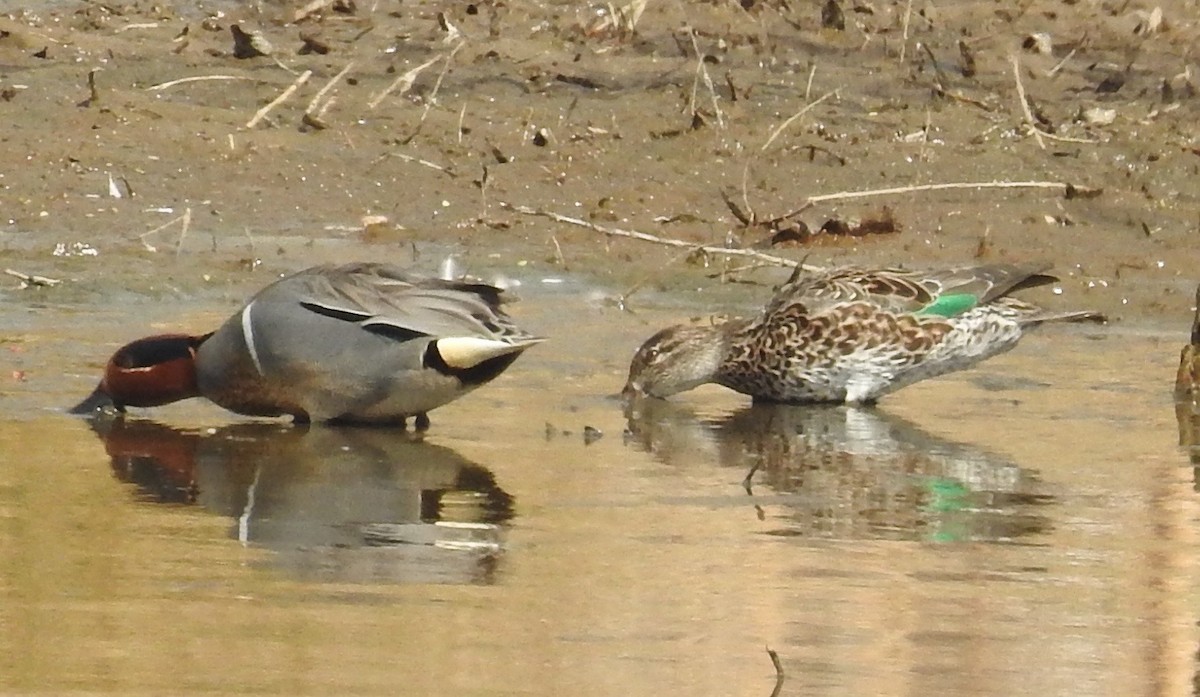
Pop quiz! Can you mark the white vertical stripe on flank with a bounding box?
[241,302,266,376]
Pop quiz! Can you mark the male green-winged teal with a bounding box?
[72,262,542,427]
[623,263,1101,404]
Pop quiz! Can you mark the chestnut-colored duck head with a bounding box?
[71,334,211,415]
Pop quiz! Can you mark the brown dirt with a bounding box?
[1,0,1198,328]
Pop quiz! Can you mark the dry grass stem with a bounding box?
[115,23,159,33]
[794,180,1070,211]
[685,25,725,128]
[5,269,62,287]
[767,647,786,697]
[368,56,440,109]
[899,0,913,63]
[503,203,820,271]
[136,207,192,254]
[1010,54,1046,150]
[146,75,257,91]
[1035,129,1099,144]
[379,152,456,177]
[1046,45,1080,77]
[420,42,464,126]
[293,0,337,23]
[174,207,193,255]
[306,61,355,115]
[591,0,648,35]
[245,70,312,128]
[761,90,839,152]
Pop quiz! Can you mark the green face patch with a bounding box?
[917,293,978,318]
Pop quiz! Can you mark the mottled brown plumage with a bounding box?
[624,263,1101,404]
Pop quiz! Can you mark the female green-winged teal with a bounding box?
[623,263,1101,404]
[72,262,542,428]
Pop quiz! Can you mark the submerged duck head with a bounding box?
[71,334,209,415]
[622,324,727,400]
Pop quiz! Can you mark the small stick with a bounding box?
[549,234,565,266]
[767,647,786,697]
[685,25,724,129]
[368,56,439,109]
[761,90,839,152]
[415,42,464,132]
[899,0,913,63]
[80,68,101,107]
[1010,54,1046,150]
[116,23,159,33]
[503,203,816,270]
[1036,130,1099,144]
[1046,34,1087,77]
[137,209,191,252]
[1045,46,1079,77]
[709,261,780,277]
[173,207,192,256]
[245,70,312,128]
[375,151,457,177]
[293,0,336,23]
[808,179,1068,205]
[5,269,62,287]
[765,180,1072,223]
[306,61,355,115]
[146,75,257,91]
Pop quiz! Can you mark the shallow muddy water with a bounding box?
[3,0,1200,691]
[2,259,1198,697]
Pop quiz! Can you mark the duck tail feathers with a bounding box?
[435,336,543,369]
[1020,309,1107,326]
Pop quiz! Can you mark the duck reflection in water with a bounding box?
[87,417,515,585]
[624,400,1054,543]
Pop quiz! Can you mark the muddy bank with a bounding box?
[0,0,1197,327]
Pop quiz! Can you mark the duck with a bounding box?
[72,262,542,428]
[623,262,1102,404]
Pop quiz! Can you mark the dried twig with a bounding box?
[1010,54,1046,150]
[293,0,337,23]
[368,56,439,109]
[306,62,354,115]
[684,24,724,129]
[824,180,1072,202]
[761,90,838,152]
[137,208,192,254]
[246,70,312,128]
[767,180,1072,222]
[5,269,62,287]
[146,75,258,91]
[502,203,816,270]
[79,68,101,108]
[374,151,457,177]
[116,23,159,33]
[767,647,786,697]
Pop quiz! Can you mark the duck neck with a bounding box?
[704,318,749,384]
[105,334,208,407]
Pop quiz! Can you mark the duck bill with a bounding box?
[69,384,120,415]
[621,380,644,400]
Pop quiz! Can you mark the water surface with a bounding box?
[2,265,1197,696]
